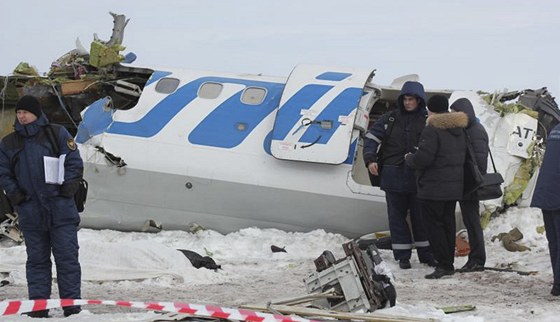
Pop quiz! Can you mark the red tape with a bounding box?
[0,299,318,322]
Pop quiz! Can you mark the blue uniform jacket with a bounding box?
[363,81,427,192]
[0,114,83,230]
[531,124,560,211]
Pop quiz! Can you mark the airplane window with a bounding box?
[241,87,266,105]
[198,82,223,99]
[155,78,180,94]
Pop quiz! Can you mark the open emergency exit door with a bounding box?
[271,65,374,164]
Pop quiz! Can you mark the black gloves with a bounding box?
[7,191,28,206]
[60,180,80,197]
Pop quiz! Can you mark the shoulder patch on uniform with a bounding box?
[67,138,77,151]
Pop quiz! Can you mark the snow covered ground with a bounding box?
[1,206,558,321]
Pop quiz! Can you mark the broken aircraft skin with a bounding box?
[1,12,559,241]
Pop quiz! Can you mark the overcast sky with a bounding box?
[2,0,560,95]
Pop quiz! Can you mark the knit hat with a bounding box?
[427,95,449,113]
[15,95,42,118]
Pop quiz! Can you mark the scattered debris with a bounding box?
[177,249,221,271]
[141,219,162,233]
[355,231,393,250]
[304,241,396,312]
[483,266,538,276]
[270,245,287,253]
[242,303,434,322]
[491,227,531,252]
[436,305,476,314]
[0,12,153,136]
[0,213,22,244]
[455,229,470,257]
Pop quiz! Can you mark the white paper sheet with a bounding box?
[43,154,66,184]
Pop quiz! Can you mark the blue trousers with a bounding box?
[543,209,560,286]
[385,191,433,262]
[23,224,81,302]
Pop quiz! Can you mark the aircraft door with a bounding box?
[271,65,374,164]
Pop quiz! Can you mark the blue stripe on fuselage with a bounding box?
[315,72,351,81]
[189,82,285,148]
[145,70,172,86]
[107,77,284,139]
[298,87,362,144]
[271,84,333,141]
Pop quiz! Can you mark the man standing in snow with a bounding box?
[0,95,83,317]
[363,81,435,269]
[531,123,560,296]
[405,95,468,279]
[450,98,488,273]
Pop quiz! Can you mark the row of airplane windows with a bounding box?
[155,78,268,105]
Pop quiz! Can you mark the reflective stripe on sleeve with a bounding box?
[414,240,430,247]
[364,132,382,144]
[392,243,413,250]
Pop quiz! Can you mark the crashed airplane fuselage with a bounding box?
[72,63,557,238]
[1,13,559,239]
[76,65,390,237]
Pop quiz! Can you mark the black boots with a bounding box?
[458,262,485,273]
[425,267,455,279]
[551,284,560,296]
[63,306,82,317]
[399,259,412,269]
[24,310,49,318]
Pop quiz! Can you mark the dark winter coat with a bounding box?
[531,124,560,211]
[451,98,489,174]
[363,81,427,192]
[405,111,469,200]
[450,98,489,200]
[0,114,83,230]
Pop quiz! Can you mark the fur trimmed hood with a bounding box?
[427,111,469,130]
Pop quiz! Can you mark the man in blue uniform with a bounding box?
[0,95,83,318]
[363,81,435,269]
[531,123,560,296]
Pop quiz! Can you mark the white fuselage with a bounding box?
[77,66,387,238]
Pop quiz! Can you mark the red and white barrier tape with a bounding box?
[0,299,317,322]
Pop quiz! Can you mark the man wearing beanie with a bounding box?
[405,94,469,279]
[0,95,83,317]
[363,81,435,269]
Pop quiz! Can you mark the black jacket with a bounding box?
[451,98,489,174]
[363,81,427,192]
[405,112,469,200]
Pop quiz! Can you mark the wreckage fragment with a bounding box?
[491,227,530,252]
[303,241,395,313]
[0,12,151,137]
